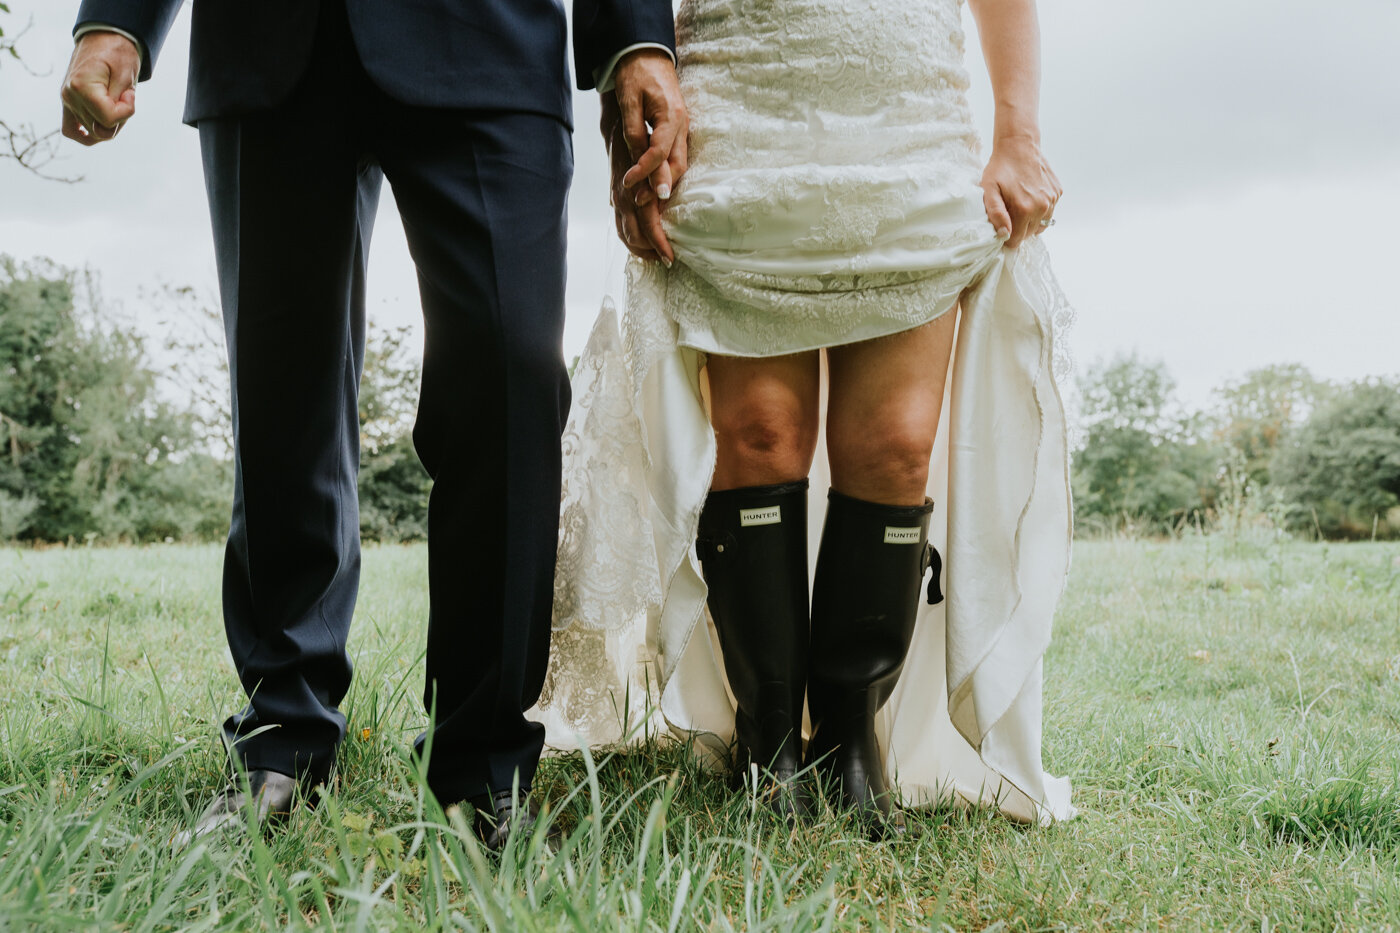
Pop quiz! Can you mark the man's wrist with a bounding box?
[73,24,145,72]
[594,42,675,94]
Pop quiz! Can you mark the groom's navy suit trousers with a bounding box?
[73,0,674,804]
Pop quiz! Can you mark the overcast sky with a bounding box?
[1,0,1397,408]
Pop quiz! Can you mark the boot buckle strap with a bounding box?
[922,542,944,605]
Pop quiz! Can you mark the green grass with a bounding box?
[1,536,1399,930]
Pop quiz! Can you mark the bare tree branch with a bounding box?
[1,8,83,182]
[0,119,77,181]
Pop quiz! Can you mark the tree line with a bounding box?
[1073,355,1400,539]
[0,257,428,544]
[1,257,1397,544]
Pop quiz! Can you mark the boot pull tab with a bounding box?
[697,531,738,563]
[922,542,944,605]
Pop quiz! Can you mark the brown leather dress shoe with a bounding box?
[173,769,299,847]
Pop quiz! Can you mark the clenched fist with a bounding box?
[60,31,141,146]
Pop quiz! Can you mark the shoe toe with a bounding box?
[173,770,299,848]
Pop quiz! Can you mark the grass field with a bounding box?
[1,537,1399,931]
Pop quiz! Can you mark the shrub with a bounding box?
[1274,378,1400,538]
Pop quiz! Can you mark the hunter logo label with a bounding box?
[884,526,920,544]
[740,506,782,527]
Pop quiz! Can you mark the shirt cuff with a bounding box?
[74,23,145,73]
[594,42,676,94]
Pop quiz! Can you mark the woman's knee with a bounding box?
[828,409,938,501]
[712,399,817,487]
[707,353,819,489]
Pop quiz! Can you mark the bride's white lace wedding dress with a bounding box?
[533,0,1076,823]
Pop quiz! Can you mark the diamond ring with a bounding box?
[1039,219,1056,227]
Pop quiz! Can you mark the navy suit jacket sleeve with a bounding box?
[74,0,184,82]
[573,0,676,91]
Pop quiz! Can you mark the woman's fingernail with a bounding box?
[657,184,672,200]
[661,256,674,269]
[996,227,1011,238]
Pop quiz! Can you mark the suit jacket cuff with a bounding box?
[74,0,183,82]
[73,23,146,74]
[574,0,676,91]
[593,42,675,93]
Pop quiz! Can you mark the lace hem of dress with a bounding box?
[543,262,686,739]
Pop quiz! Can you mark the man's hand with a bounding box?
[61,31,141,146]
[602,94,672,265]
[609,48,688,260]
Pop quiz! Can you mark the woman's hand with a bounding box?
[600,94,675,266]
[980,134,1061,249]
[966,0,1058,248]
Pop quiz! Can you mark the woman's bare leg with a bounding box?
[706,351,821,491]
[699,350,822,818]
[810,309,958,833]
[825,309,957,504]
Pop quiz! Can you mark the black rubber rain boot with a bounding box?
[807,489,940,836]
[696,480,813,821]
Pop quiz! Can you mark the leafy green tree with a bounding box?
[1212,363,1330,492]
[157,286,233,458]
[1072,355,1220,533]
[157,290,431,543]
[358,435,430,543]
[357,325,429,542]
[160,298,432,543]
[2,256,431,545]
[0,257,228,542]
[1274,378,1400,539]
